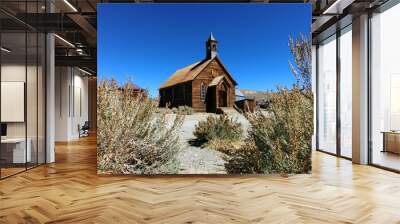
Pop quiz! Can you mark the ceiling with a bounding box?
[2,0,392,74]
[311,0,392,43]
[1,0,318,76]
[0,0,97,74]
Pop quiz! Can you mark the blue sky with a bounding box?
[98,3,311,97]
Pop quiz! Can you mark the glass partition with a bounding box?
[1,30,28,177]
[370,3,400,171]
[339,26,352,158]
[27,30,38,169]
[38,32,45,165]
[0,1,46,179]
[317,35,337,154]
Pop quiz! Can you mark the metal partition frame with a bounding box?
[315,0,400,173]
[0,1,48,180]
[367,0,400,173]
[315,23,353,161]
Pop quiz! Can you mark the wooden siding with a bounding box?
[160,59,236,112]
[192,60,235,112]
[159,82,192,108]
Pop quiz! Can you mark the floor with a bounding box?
[1,163,43,179]
[372,150,400,171]
[0,167,25,178]
[1,136,400,223]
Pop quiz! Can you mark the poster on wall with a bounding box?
[97,3,313,175]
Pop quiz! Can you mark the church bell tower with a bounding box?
[206,32,218,59]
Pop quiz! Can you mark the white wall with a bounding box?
[70,71,89,138]
[1,65,35,137]
[1,65,27,142]
[1,62,46,164]
[55,66,70,141]
[55,67,89,141]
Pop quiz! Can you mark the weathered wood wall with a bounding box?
[192,59,235,112]
[159,83,192,108]
[159,58,235,112]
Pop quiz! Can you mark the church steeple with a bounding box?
[206,32,218,59]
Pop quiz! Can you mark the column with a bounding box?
[352,14,369,164]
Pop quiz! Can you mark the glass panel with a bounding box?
[371,4,400,171]
[318,35,337,154]
[26,0,39,169]
[1,30,27,177]
[27,30,38,169]
[0,1,46,179]
[38,32,45,165]
[340,27,352,158]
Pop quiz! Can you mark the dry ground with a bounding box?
[175,112,249,174]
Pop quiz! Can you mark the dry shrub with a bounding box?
[206,139,262,174]
[247,87,313,174]
[223,34,313,175]
[97,79,184,174]
[173,106,194,115]
[206,139,243,154]
[156,106,194,115]
[221,140,263,174]
[221,87,312,174]
[193,114,243,143]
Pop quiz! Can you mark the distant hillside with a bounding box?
[240,89,271,108]
[240,89,270,101]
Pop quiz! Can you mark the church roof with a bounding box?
[208,75,224,86]
[159,58,213,89]
[159,56,237,89]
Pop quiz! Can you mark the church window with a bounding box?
[200,82,206,102]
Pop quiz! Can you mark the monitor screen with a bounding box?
[1,123,7,137]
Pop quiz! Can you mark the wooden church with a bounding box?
[159,33,237,113]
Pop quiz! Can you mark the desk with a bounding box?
[1,138,31,163]
[382,131,400,154]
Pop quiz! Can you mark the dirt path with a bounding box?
[176,113,227,174]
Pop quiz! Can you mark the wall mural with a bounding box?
[97,3,313,175]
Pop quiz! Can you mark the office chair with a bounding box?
[79,121,90,138]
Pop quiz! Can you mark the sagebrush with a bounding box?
[213,139,262,174]
[221,88,312,174]
[97,79,184,174]
[156,105,194,115]
[173,106,194,115]
[223,34,313,174]
[193,114,243,144]
[248,87,312,174]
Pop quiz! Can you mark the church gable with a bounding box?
[195,58,236,88]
